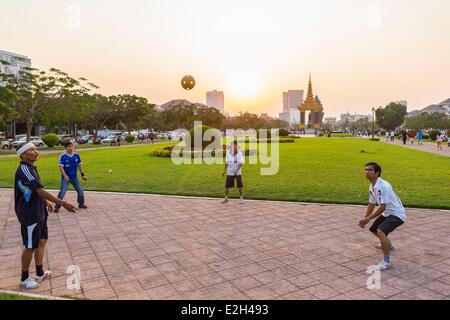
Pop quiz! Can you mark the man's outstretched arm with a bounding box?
[36,188,77,212]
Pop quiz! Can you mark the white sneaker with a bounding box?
[376,260,392,271]
[221,198,228,203]
[240,198,244,204]
[20,277,39,289]
[375,244,394,250]
[35,270,51,283]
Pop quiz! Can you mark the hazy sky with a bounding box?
[2,0,450,117]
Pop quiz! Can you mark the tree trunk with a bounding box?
[27,117,33,142]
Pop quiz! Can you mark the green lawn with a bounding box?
[0,292,46,300]
[0,138,448,209]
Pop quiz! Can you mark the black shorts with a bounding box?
[225,175,243,188]
[21,217,48,249]
[369,215,404,236]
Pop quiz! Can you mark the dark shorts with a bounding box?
[225,175,243,188]
[369,215,404,236]
[21,216,48,249]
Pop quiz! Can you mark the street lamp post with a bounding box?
[371,107,375,139]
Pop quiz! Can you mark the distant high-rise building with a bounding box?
[340,113,351,122]
[324,117,337,125]
[0,50,32,77]
[283,90,304,111]
[340,113,372,122]
[279,90,303,126]
[206,90,224,114]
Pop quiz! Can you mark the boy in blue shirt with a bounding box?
[54,142,88,213]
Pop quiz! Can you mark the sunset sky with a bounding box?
[2,0,450,118]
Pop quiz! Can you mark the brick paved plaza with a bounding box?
[1,189,449,300]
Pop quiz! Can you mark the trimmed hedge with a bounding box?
[152,145,257,158]
[41,134,59,147]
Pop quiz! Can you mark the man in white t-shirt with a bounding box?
[359,162,406,270]
[390,130,395,142]
[222,140,245,204]
[385,131,389,142]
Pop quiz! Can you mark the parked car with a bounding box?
[57,134,76,146]
[101,135,116,144]
[11,136,46,149]
[1,140,11,150]
[78,135,94,144]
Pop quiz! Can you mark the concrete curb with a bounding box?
[1,188,448,213]
[0,290,72,300]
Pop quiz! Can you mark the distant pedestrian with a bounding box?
[390,130,395,142]
[436,133,443,150]
[408,131,415,144]
[149,132,156,144]
[417,130,423,146]
[385,131,389,142]
[401,130,407,145]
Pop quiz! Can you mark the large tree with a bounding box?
[375,102,407,131]
[405,112,450,130]
[111,94,154,134]
[0,63,98,141]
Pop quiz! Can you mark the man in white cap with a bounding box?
[14,142,77,289]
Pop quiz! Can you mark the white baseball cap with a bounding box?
[16,142,35,156]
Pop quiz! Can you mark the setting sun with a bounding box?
[227,69,262,100]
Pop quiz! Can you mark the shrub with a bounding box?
[369,138,380,141]
[428,130,440,141]
[318,132,325,137]
[125,135,135,143]
[278,128,290,137]
[41,134,59,147]
[93,139,102,145]
[152,144,257,158]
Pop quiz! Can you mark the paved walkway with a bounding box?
[1,190,449,300]
[380,138,450,157]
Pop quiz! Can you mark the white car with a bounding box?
[1,140,11,150]
[12,136,46,149]
[101,135,117,144]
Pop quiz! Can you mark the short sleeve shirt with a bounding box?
[369,178,406,221]
[14,161,47,225]
[226,150,244,176]
[59,152,82,179]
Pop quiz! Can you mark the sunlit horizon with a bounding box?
[2,0,450,118]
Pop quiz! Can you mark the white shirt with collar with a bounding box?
[369,177,406,221]
[226,150,244,176]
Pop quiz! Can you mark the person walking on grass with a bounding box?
[359,162,406,271]
[54,142,88,213]
[222,140,245,204]
[15,143,77,289]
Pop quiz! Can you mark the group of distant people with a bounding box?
[386,129,448,150]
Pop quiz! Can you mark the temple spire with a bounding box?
[305,72,315,104]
